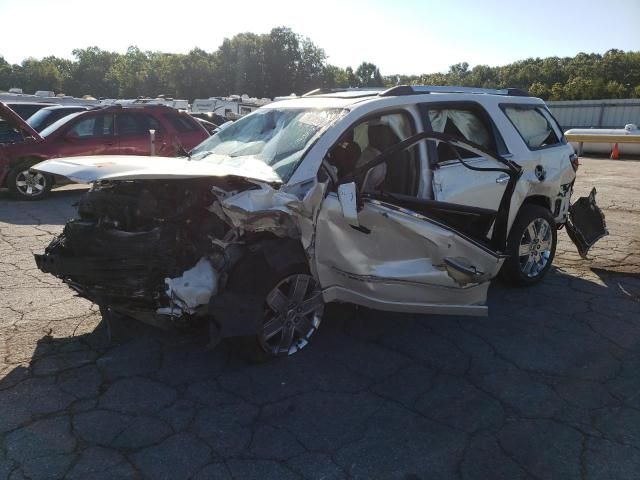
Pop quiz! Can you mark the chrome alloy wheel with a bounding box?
[15,169,47,197]
[518,217,553,278]
[260,274,324,356]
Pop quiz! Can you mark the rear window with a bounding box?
[502,106,560,149]
[40,111,85,137]
[9,103,50,120]
[27,108,86,132]
[164,113,199,133]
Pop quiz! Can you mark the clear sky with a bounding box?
[1,0,639,75]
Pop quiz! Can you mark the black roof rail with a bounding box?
[379,85,530,97]
[302,87,385,97]
[101,103,177,110]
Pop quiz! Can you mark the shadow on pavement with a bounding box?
[1,267,639,479]
[0,187,87,226]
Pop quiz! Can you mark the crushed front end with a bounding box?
[34,176,307,338]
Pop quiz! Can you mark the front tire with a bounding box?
[7,162,52,200]
[228,269,324,363]
[499,204,557,286]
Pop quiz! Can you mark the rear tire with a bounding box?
[499,204,557,286]
[7,161,52,201]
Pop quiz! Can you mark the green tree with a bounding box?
[355,62,383,87]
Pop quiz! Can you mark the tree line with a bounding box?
[0,27,638,101]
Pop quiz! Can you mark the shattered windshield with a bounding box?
[190,107,345,181]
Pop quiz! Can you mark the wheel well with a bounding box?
[522,195,551,212]
[6,157,51,187]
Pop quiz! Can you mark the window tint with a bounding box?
[503,106,560,149]
[27,108,86,132]
[70,114,113,138]
[427,107,496,162]
[117,113,160,135]
[9,104,48,120]
[164,113,198,133]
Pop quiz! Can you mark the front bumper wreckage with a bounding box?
[34,176,315,341]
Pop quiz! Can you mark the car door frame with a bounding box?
[114,111,166,156]
[56,112,117,157]
[420,101,514,212]
[314,131,522,316]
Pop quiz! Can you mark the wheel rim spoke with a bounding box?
[537,220,549,242]
[522,256,536,275]
[16,180,27,187]
[34,183,44,191]
[266,288,287,313]
[263,314,285,340]
[518,243,530,257]
[290,275,309,303]
[277,323,295,353]
[519,217,553,278]
[260,273,324,356]
[299,291,323,315]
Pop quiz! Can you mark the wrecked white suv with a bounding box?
[34,86,607,360]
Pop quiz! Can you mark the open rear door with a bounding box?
[314,132,521,316]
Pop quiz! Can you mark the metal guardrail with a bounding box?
[564,133,640,156]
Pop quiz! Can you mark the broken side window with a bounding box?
[426,107,497,162]
[502,106,560,149]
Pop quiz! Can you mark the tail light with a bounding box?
[570,153,580,172]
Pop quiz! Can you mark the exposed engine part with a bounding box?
[163,257,218,315]
[35,179,238,323]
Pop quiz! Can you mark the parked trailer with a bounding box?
[0,92,100,106]
[191,95,271,120]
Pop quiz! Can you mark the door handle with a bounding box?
[496,174,510,184]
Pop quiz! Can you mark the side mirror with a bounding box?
[337,182,359,227]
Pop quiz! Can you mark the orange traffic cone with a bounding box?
[611,143,620,160]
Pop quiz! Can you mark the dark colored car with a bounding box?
[0,102,210,200]
[27,105,93,132]
[5,102,55,119]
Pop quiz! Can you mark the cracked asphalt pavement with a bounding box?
[0,158,639,480]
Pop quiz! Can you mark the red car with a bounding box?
[0,103,209,200]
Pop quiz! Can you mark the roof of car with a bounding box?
[263,85,543,111]
[39,105,91,110]
[5,101,56,107]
